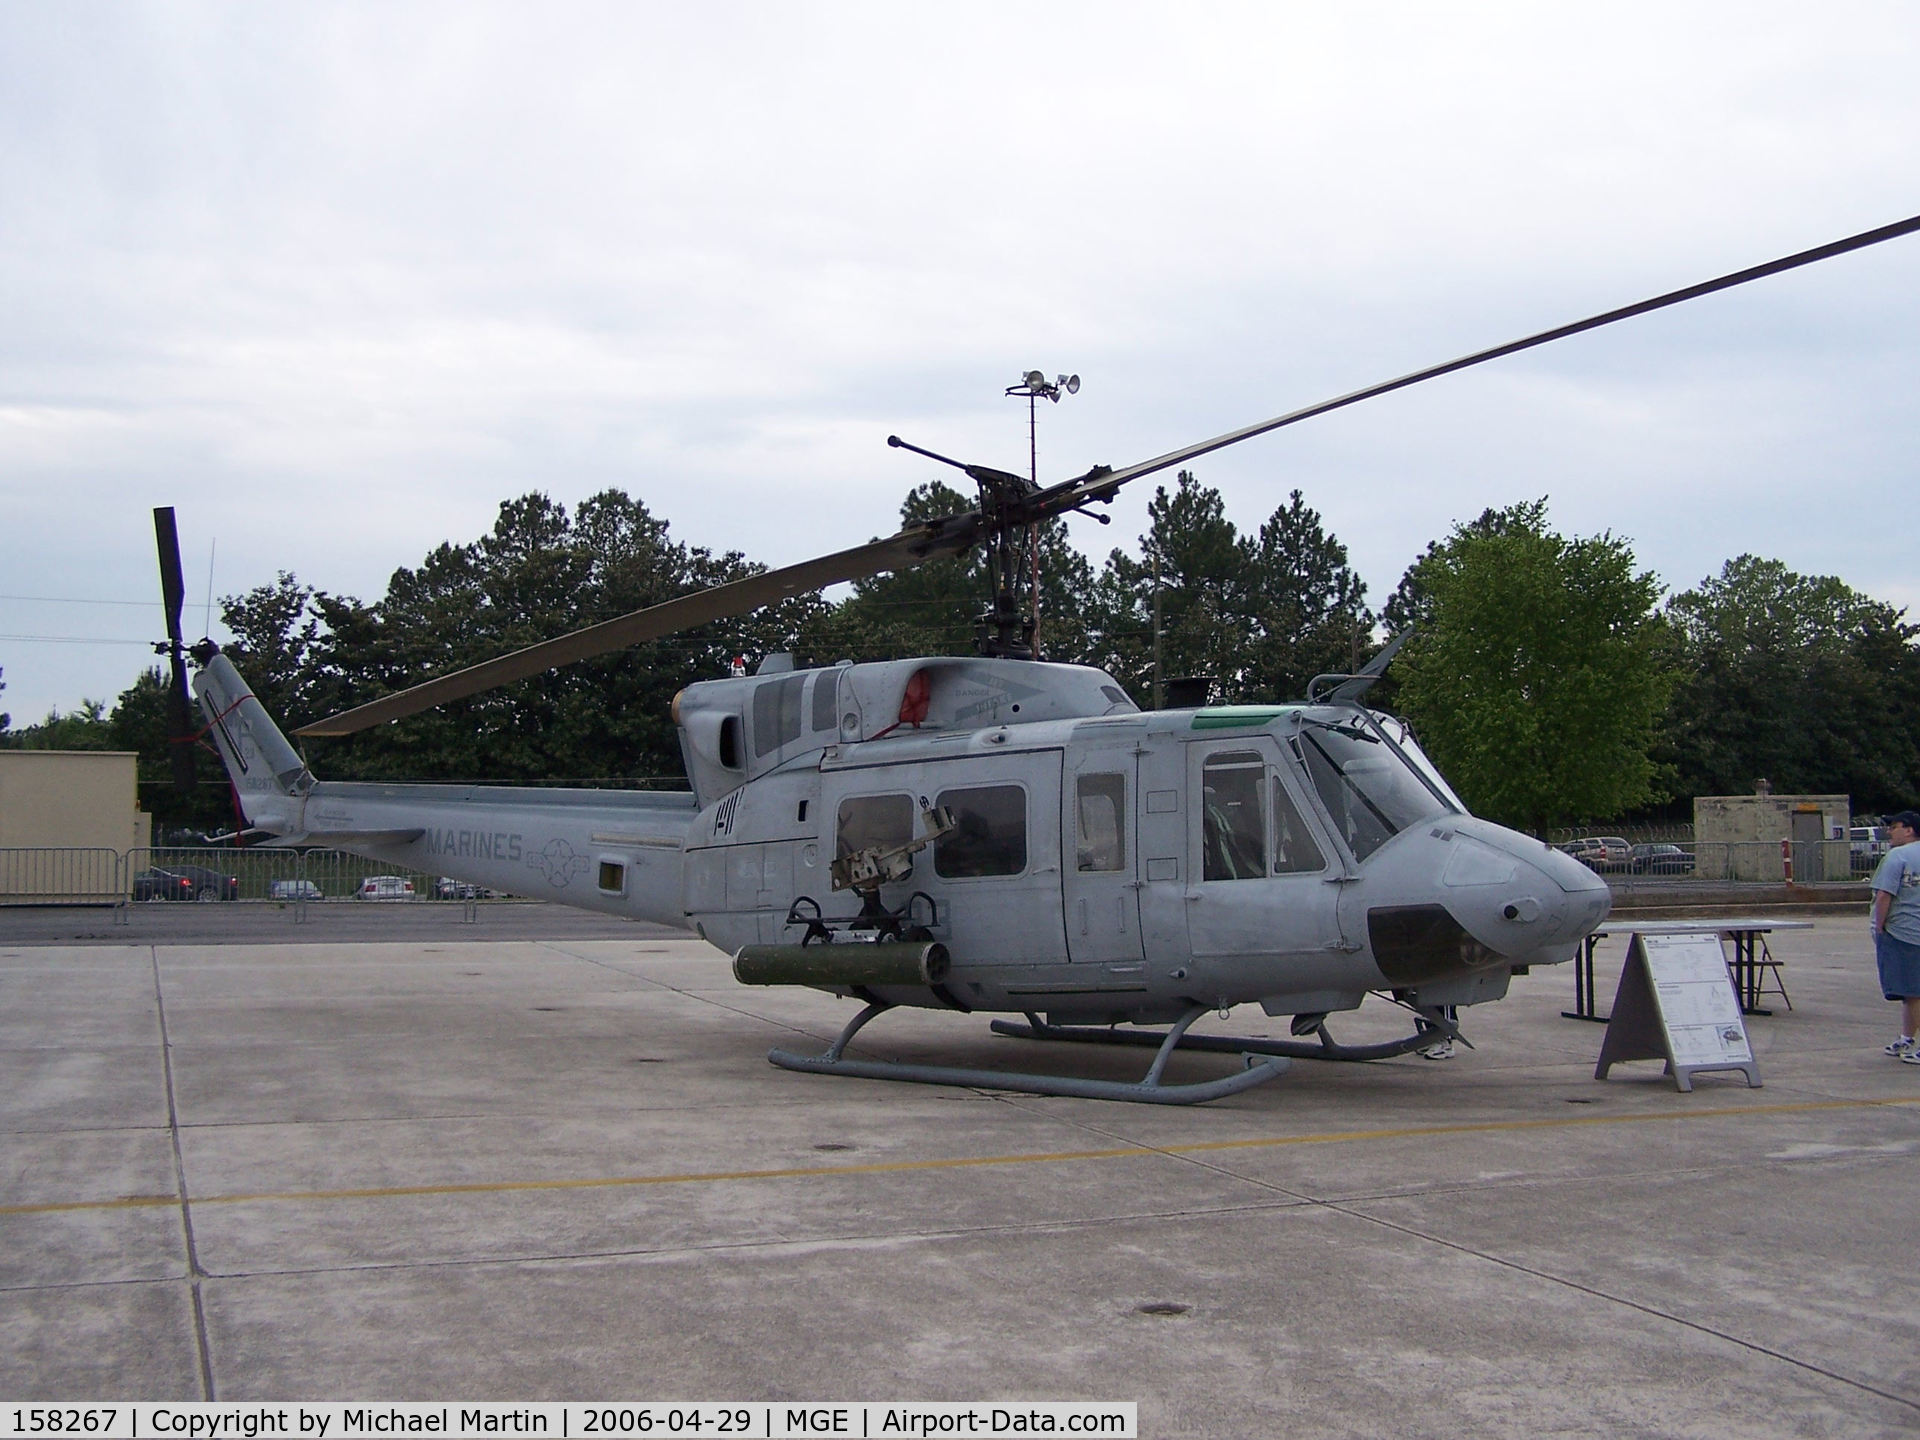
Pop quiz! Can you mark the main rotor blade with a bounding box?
[1035,211,1920,515]
[295,522,973,736]
[154,507,187,647]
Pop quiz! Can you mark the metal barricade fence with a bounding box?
[1578,838,1858,885]
[0,847,506,907]
[126,847,462,903]
[0,847,124,904]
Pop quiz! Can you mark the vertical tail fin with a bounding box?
[191,653,314,831]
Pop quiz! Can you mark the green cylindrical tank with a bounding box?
[733,940,950,989]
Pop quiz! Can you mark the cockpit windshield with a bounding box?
[1293,710,1458,862]
[1373,713,1467,813]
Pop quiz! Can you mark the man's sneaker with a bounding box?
[1420,1038,1454,1061]
[1886,1037,1915,1057]
[1903,1049,1920,1066]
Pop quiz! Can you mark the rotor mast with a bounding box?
[884,433,1040,659]
[1004,370,1080,660]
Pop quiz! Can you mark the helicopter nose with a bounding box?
[1437,821,1611,959]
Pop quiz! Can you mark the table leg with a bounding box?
[1731,929,1772,1017]
[1564,932,1608,1022]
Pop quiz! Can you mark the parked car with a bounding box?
[356,875,416,900]
[172,864,240,901]
[132,867,197,902]
[433,877,490,900]
[269,879,324,901]
[1562,837,1632,872]
[1629,843,1695,875]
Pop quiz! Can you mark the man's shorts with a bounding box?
[1875,930,1920,1000]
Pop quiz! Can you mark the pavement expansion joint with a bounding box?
[1331,1196,1920,1417]
[8,1094,1919,1220]
[186,1196,1323,1283]
[148,944,215,1402]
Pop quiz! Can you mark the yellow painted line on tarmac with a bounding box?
[6,1096,1915,1218]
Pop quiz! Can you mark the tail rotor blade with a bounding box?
[154,506,198,794]
[154,507,187,648]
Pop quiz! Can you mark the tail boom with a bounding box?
[191,653,698,927]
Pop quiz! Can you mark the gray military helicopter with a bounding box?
[164,213,1919,1103]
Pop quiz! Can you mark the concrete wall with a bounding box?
[0,751,151,899]
[1694,793,1849,882]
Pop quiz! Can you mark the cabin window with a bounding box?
[811,670,839,732]
[1202,751,1267,881]
[934,785,1027,878]
[1271,775,1325,874]
[1076,773,1127,872]
[754,674,806,758]
[836,793,915,863]
[718,715,742,769]
[597,861,626,894]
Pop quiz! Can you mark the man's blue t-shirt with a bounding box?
[1872,841,1920,944]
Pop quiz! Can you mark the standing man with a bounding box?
[1871,810,1920,1062]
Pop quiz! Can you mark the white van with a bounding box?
[356,875,416,900]
[1852,826,1888,872]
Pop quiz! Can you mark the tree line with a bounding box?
[6,477,1917,838]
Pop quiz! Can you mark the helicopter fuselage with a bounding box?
[195,653,1609,1030]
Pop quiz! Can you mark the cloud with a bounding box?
[2,1,1918,721]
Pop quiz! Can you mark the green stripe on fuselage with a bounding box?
[1190,706,1295,730]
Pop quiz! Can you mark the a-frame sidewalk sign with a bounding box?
[1595,930,1761,1092]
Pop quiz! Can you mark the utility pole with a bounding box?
[1152,551,1163,710]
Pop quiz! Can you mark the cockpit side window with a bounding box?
[1202,751,1267,881]
[1271,773,1325,874]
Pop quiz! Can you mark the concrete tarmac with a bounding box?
[3,914,1917,1436]
[0,899,662,947]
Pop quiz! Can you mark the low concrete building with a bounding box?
[1694,790,1848,882]
[0,750,152,901]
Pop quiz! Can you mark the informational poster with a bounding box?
[1643,932,1754,1069]
[1595,931,1760,1091]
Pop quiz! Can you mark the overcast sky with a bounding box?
[3,2,1918,725]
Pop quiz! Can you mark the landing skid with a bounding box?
[988,1008,1460,1063]
[767,1002,1289,1105]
